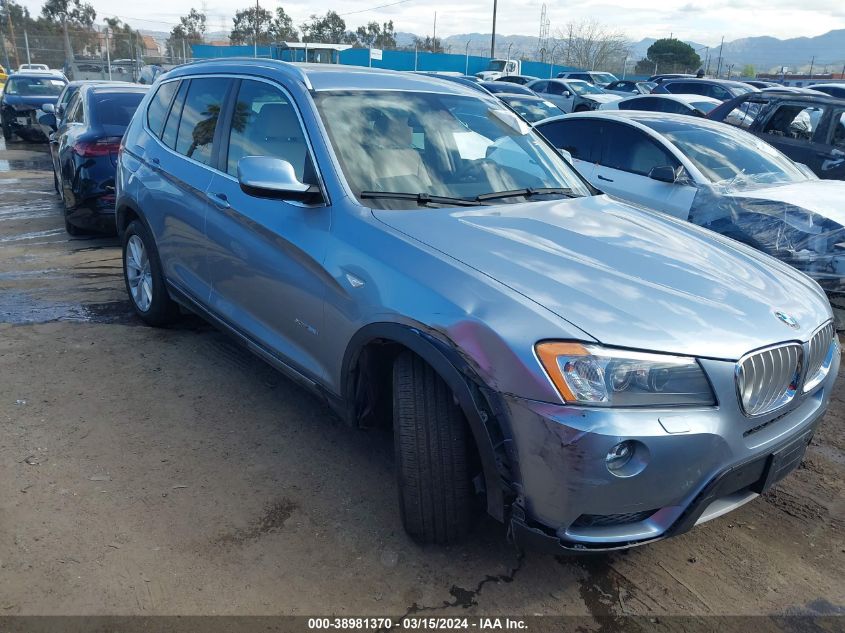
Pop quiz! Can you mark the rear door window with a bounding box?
[619,97,660,112]
[828,111,845,149]
[708,84,732,100]
[600,121,680,175]
[762,104,824,141]
[174,78,232,166]
[531,81,548,93]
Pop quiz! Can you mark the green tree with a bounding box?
[167,8,205,60]
[103,17,144,61]
[229,5,297,45]
[646,38,701,74]
[300,10,349,44]
[411,35,442,53]
[741,64,756,78]
[354,20,396,49]
[41,0,96,28]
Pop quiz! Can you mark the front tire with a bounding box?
[122,219,178,326]
[393,351,473,544]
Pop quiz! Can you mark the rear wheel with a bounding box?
[393,351,473,544]
[122,219,179,326]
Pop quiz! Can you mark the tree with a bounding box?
[741,64,756,78]
[269,7,298,42]
[41,0,96,27]
[167,8,206,60]
[354,20,396,49]
[645,38,701,74]
[411,35,442,53]
[555,20,630,72]
[229,5,297,45]
[300,10,348,44]
[103,17,144,61]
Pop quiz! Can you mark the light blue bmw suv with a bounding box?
[116,59,839,552]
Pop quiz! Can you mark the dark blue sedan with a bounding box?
[53,83,149,235]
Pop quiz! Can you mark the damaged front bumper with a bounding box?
[503,354,838,552]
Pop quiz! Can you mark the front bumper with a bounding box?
[504,353,838,551]
[3,109,49,141]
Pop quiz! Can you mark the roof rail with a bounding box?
[186,57,312,90]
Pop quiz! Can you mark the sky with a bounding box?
[15,0,845,46]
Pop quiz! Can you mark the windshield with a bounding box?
[642,120,808,188]
[593,73,617,83]
[501,97,561,123]
[488,60,507,71]
[691,100,719,114]
[569,81,604,95]
[313,90,591,208]
[5,76,65,96]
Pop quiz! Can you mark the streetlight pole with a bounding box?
[549,42,560,78]
[465,39,471,75]
[254,0,259,58]
[490,0,497,58]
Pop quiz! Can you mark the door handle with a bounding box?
[209,192,230,209]
[597,174,614,182]
[150,157,160,165]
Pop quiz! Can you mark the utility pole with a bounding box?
[23,28,29,64]
[490,0,497,58]
[716,35,724,77]
[6,2,20,68]
[254,0,259,58]
[104,25,111,79]
[432,12,436,54]
[181,38,187,63]
[808,55,814,79]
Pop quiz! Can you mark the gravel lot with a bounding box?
[0,140,843,622]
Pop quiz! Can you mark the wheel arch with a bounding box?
[341,321,516,522]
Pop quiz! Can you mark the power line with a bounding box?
[338,0,414,16]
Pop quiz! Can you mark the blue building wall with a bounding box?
[191,44,580,78]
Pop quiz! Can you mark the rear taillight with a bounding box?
[73,137,122,157]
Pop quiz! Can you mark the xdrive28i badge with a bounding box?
[774,310,800,329]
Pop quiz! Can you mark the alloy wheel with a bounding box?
[125,235,153,312]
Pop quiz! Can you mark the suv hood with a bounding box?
[373,195,830,360]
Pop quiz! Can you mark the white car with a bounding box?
[526,78,622,113]
[535,111,845,293]
[599,94,722,117]
[18,63,49,71]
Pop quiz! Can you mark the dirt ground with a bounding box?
[0,140,843,622]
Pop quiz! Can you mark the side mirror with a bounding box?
[42,103,55,114]
[237,156,319,201]
[563,91,572,98]
[38,112,57,130]
[648,165,677,183]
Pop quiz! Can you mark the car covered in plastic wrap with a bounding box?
[536,111,845,319]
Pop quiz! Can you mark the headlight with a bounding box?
[535,342,715,407]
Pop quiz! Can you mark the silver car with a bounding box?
[116,60,839,552]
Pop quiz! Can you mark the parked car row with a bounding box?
[91,60,841,554]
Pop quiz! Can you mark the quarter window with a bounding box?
[161,80,189,149]
[174,78,231,166]
[832,112,845,149]
[225,80,313,182]
[146,80,178,138]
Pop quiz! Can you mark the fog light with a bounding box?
[605,440,649,478]
[606,441,634,471]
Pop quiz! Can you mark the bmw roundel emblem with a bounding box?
[774,310,800,330]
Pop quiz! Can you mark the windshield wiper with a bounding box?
[360,191,481,207]
[474,187,578,202]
